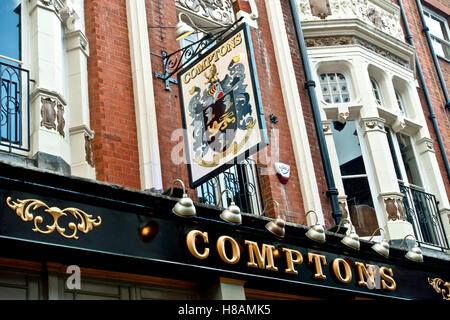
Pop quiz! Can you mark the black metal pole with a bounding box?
[288,0,342,226]
[413,0,450,110]
[398,0,450,182]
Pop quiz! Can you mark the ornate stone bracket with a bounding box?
[39,96,66,138]
[360,117,386,135]
[417,137,435,155]
[84,128,95,168]
[38,0,80,32]
[40,97,57,130]
[379,193,407,222]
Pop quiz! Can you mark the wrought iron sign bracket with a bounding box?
[154,51,179,91]
[154,17,244,89]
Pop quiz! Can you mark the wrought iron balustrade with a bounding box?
[400,184,449,250]
[197,158,263,215]
[0,61,30,152]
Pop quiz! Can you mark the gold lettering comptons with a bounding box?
[308,253,327,280]
[182,33,243,85]
[332,258,352,283]
[186,229,397,292]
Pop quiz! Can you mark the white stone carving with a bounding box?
[297,0,404,41]
[175,0,235,26]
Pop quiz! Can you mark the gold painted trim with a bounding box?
[428,277,450,301]
[6,197,102,240]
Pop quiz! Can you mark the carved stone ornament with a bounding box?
[305,36,410,68]
[84,128,95,168]
[384,197,407,221]
[385,198,399,221]
[396,198,407,221]
[57,103,65,138]
[40,97,57,130]
[309,0,331,19]
[175,0,235,26]
[40,0,52,6]
[299,0,404,41]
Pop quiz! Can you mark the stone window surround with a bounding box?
[310,45,450,242]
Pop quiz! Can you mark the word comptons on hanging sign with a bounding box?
[186,229,397,292]
[178,23,268,188]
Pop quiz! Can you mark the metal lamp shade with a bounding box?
[172,194,196,218]
[371,239,389,258]
[175,20,195,41]
[265,217,285,238]
[220,202,242,225]
[341,231,360,250]
[405,245,423,263]
[306,224,326,243]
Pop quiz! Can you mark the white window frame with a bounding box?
[423,6,450,59]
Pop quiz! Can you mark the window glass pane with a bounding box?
[397,133,423,187]
[424,13,447,40]
[395,90,407,117]
[345,177,378,237]
[331,120,366,176]
[344,177,374,209]
[319,73,350,104]
[370,78,382,105]
[0,1,21,62]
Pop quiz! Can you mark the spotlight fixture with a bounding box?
[368,227,389,258]
[138,221,159,242]
[263,200,285,238]
[400,234,423,263]
[335,218,360,250]
[305,210,326,243]
[169,179,196,218]
[217,189,242,225]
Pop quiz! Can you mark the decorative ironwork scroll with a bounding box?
[156,17,243,82]
[6,197,102,240]
[428,277,450,300]
[175,0,235,26]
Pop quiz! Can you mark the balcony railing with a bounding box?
[400,184,449,250]
[197,158,264,216]
[0,61,30,152]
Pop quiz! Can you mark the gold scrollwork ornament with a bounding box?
[6,197,102,240]
[428,277,450,300]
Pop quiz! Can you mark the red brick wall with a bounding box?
[85,0,141,189]
[396,0,450,198]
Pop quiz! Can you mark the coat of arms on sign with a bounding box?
[179,23,268,188]
[188,56,256,168]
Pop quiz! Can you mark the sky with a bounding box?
[0,0,21,61]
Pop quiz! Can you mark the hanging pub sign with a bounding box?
[178,22,268,188]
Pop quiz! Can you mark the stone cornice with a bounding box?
[302,19,416,71]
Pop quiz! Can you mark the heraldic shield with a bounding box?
[203,90,237,154]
